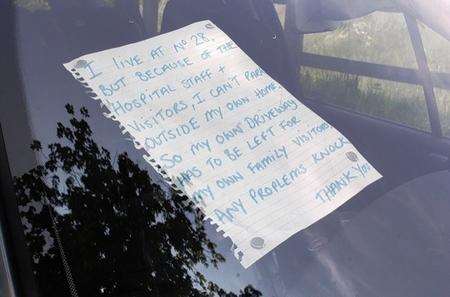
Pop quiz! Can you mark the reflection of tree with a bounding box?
[14,105,261,297]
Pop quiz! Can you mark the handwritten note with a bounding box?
[64,21,382,268]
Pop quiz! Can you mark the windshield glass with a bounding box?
[2,1,450,297]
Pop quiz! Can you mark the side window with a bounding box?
[300,11,432,132]
[420,24,450,137]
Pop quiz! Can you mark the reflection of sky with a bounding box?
[14,5,162,179]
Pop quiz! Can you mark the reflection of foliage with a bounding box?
[15,105,261,297]
[304,11,419,67]
[13,0,118,11]
[14,0,50,11]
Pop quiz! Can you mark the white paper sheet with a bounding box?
[63,20,382,268]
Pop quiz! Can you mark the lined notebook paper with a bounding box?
[64,20,382,268]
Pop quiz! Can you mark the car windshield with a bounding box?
[1,1,450,297]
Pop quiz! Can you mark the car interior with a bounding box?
[1,0,450,296]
